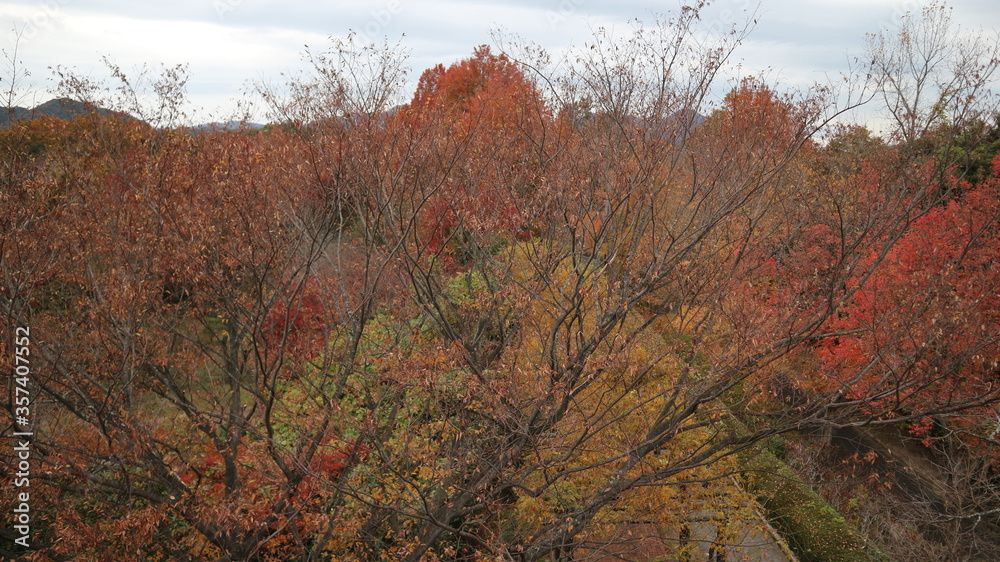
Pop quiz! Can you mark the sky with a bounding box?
[2,0,999,125]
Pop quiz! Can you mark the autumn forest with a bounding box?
[3,3,1000,560]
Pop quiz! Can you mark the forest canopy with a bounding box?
[2,3,1000,560]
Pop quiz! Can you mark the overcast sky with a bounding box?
[2,0,999,124]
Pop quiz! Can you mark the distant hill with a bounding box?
[0,98,135,126]
[189,121,265,133]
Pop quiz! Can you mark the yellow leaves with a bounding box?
[511,492,550,535]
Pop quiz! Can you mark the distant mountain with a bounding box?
[189,121,265,133]
[0,106,31,124]
[0,98,135,126]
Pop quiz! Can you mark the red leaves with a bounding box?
[262,278,330,362]
[178,449,227,499]
[820,155,1000,412]
[294,438,370,509]
[405,46,544,270]
[698,77,811,165]
[420,196,459,254]
[409,45,538,116]
[313,438,370,477]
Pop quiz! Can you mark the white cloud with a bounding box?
[1,0,997,125]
